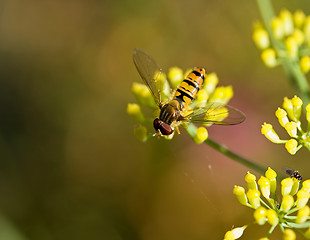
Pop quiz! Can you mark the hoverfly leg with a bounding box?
[181,120,188,129]
[175,126,180,135]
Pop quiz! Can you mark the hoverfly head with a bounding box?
[153,118,174,136]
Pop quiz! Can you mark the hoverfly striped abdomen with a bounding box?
[174,68,205,107]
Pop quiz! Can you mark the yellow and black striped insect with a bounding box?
[132,48,246,136]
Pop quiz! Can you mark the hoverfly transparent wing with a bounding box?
[182,102,246,125]
[132,48,162,106]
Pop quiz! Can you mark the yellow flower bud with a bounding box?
[285,139,298,155]
[245,171,257,190]
[285,36,298,59]
[254,206,267,225]
[224,226,247,240]
[280,9,294,36]
[291,29,304,45]
[196,89,209,107]
[275,108,289,127]
[131,82,157,108]
[283,97,295,121]
[155,71,170,101]
[283,229,296,240]
[296,189,310,208]
[305,226,310,239]
[168,67,183,89]
[306,104,310,123]
[300,56,310,74]
[203,72,218,94]
[304,16,310,45]
[302,179,310,192]
[194,127,208,144]
[266,209,278,226]
[209,86,233,105]
[281,178,294,196]
[134,125,148,142]
[292,95,303,120]
[247,189,261,209]
[293,10,306,28]
[284,122,298,138]
[290,179,300,196]
[261,123,282,143]
[271,17,284,39]
[233,185,248,205]
[265,167,277,193]
[253,28,270,49]
[258,176,271,199]
[261,48,277,67]
[296,205,310,223]
[280,194,294,212]
[127,103,145,123]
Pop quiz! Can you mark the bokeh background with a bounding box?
[0,0,310,239]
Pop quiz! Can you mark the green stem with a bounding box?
[256,0,310,105]
[186,124,267,174]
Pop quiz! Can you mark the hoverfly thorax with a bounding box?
[159,100,182,125]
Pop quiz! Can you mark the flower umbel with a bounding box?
[253,9,310,72]
[261,95,310,154]
[227,167,310,239]
[128,66,236,142]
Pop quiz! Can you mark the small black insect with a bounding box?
[285,168,302,181]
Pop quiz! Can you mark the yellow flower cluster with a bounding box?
[226,167,310,240]
[253,9,310,72]
[261,95,310,155]
[127,67,234,142]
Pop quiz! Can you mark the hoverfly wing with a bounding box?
[132,48,162,106]
[183,102,246,125]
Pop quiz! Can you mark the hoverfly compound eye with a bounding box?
[153,118,173,135]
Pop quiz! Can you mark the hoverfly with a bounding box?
[132,48,246,136]
[285,168,302,181]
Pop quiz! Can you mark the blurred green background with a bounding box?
[0,0,309,239]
